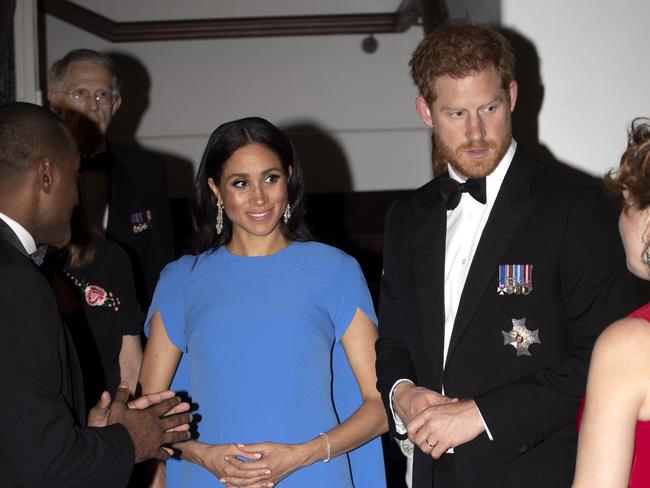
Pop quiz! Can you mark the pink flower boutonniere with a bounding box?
[63,270,121,312]
[85,285,107,306]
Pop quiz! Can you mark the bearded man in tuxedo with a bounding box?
[375,22,636,488]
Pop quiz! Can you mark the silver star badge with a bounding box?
[502,318,540,356]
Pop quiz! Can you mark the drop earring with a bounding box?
[283,203,292,224]
[216,201,224,235]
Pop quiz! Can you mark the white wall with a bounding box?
[501,0,650,176]
[42,1,650,196]
[13,0,40,104]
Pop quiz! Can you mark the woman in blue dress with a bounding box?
[139,117,387,487]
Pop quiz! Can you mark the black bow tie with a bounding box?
[30,245,48,266]
[438,176,487,210]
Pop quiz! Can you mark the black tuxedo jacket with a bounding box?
[104,142,175,308]
[376,149,637,487]
[0,220,134,487]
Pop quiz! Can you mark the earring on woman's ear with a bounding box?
[283,203,292,224]
[216,201,224,235]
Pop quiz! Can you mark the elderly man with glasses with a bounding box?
[47,49,175,309]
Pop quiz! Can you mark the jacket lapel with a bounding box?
[446,149,538,366]
[412,179,448,388]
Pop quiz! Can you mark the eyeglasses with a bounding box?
[58,88,116,105]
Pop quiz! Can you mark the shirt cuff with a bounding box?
[390,379,415,457]
[389,379,414,435]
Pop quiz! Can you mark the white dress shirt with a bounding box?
[390,141,517,470]
[0,211,37,255]
[442,142,515,366]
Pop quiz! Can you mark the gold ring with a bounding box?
[426,439,434,448]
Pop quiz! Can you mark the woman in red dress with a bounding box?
[574,119,650,487]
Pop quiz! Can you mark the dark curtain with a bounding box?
[0,0,17,105]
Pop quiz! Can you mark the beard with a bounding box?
[434,128,512,179]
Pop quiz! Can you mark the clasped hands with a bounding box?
[393,384,485,459]
[198,439,318,488]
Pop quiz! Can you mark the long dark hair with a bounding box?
[66,162,110,267]
[192,117,312,254]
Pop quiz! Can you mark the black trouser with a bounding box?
[433,453,457,488]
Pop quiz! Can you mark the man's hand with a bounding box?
[407,399,485,458]
[107,384,193,463]
[393,384,457,425]
[87,391,112,427]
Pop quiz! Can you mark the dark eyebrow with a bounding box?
[225,167,281,180]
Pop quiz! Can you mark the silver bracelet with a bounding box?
[319,432,331,463]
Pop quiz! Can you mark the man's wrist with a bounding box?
[389,379,414,438]
[392,381,414,419]
[472,400,493,440]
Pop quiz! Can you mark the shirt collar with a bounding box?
[0,211,37,254]
[447,139,517,206]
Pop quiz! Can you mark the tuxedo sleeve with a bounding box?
[0,258,134,487]
[376,201,417,439]
[474,187,637,462]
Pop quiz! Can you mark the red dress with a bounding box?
[578,302,650,487]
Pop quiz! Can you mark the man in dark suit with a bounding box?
[375,23,637,487]
[47,49,175,308]
[0,102,191,487]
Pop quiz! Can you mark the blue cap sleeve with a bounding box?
[328,252,386,486]
[332,254,377,343]
[144,257,190,352]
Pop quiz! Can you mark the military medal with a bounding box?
[514,264,523,295]
[502,317,541,356]
[497,264,516,295]
[497,265,506,295]
[506,264,515,294]
[131,210,153,234]
[522,264,533,295]
[497,264,533,295]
